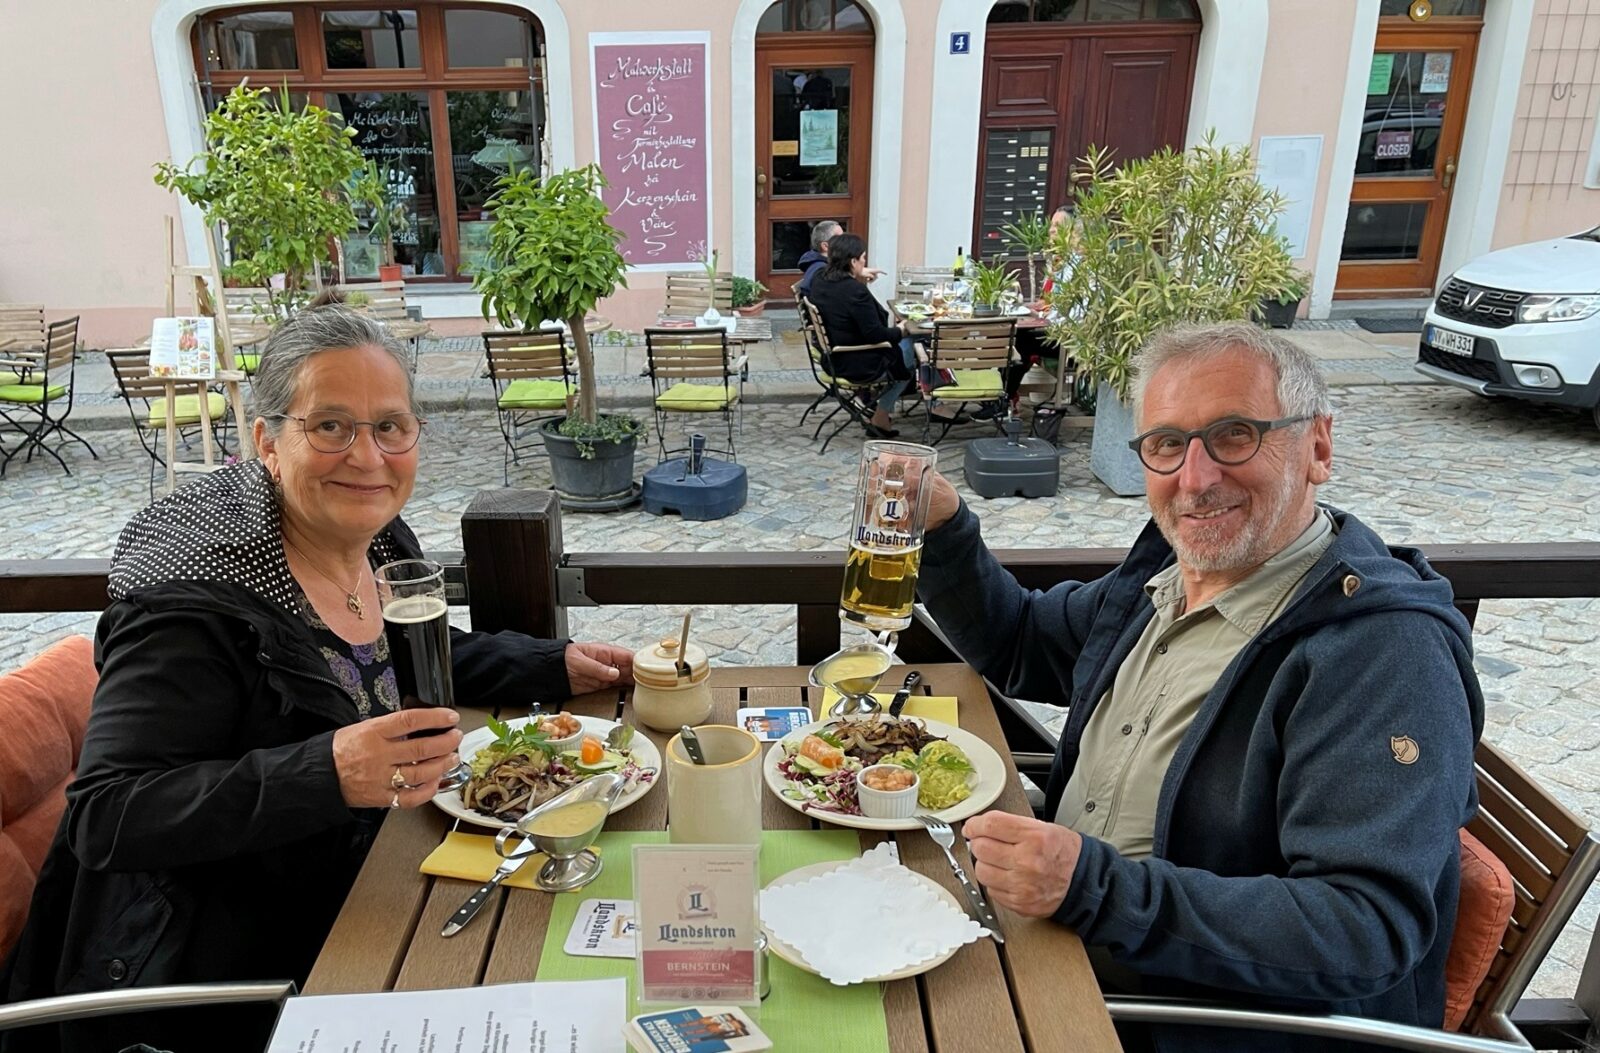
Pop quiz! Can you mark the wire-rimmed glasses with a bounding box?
[267,411,425,454]
[1127,415,1311,475]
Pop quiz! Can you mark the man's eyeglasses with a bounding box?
[1127,415,1311,475]
[268,411,425,455]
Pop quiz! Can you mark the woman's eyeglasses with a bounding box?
[268,411,425,454]
[1127,415,1310,475]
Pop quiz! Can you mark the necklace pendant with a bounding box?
[348,593,366,619]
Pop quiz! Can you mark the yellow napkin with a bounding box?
[420,831,601,890]
[816,693,958,727]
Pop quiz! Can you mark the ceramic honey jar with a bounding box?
[630,628,712,732]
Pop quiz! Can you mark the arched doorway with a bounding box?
[976,0,1200,259]
[754,0,876,299]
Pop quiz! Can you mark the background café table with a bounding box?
[306,663,1122,1053]
[890,303,1050,336]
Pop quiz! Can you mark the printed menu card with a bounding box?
[633,845,759,1005]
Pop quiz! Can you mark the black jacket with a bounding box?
[807,271,907,383]
[1,463,571,1053]
[794,249,826,300]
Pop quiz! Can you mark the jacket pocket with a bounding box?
[60,874,177,994]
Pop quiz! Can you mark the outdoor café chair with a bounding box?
[1101,739,1600,1051]
[643,326,745,463]
[0,304,46,367]
[483,330,577,485]
[344,281,433,367]
[194,284,275,376]
[663,272,734,317]
[105,347,233,499]
[0,317,97,478]
[921,317,1017,444]
[797,295,895,453]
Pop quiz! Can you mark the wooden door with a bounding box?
[755,36,874,299]
[1336,22,1481,297]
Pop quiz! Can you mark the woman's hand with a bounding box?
[565,641,636,694]
[332,707,463,808]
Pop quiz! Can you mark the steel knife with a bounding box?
[939,842,1006,943]
[441,838,540,938]
[888,671,922,718]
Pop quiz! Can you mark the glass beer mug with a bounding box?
[840,441,939,632]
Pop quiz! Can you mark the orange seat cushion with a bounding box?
[0,635,97,961]
[1443,828,1515,1031]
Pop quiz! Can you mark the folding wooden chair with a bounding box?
[797,296,895,453]
[0,317,96,477]
[105,348,233,499]
[351,281,433,367]
[0,305,46,376]
[663,272,734,317]
[482,330,576,484]
[922,318,1016,444]
[644,327,745,462]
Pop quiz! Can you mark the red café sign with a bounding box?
[591,34,712,269]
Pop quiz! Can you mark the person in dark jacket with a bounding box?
[794,219,840,301]
[0,299,634,1053]
[917,322,1482,1052]
[806,232,917,437]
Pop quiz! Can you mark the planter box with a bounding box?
[1088,382,1146,497]
[734,300,767,317]
[1257,297,1301,329]
[540,417,639,509]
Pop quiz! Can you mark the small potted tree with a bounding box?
[473,163,638,508]
[1258,266,1310,329]
[1000,209,1052,301]
[732,276,768,317]
[968,259,1016,317]
[356,160,413,283]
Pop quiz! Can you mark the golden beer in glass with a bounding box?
[840,441,939,632]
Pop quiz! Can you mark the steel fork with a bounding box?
[917,815,1005,943]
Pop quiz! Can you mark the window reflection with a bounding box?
[324,10,421,70]
[448,91,542,274]
[335,92,441,275]
[201,11,297,71]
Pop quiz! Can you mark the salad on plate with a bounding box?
[461,714,655,823]
[776,717,975,817]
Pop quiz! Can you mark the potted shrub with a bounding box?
[473,163,638,508]
[1048,136,1296,496]
[999,209,1052,301]
[1258,265,1310,329]
[732,276,768,316]
[154,84,372,320]
[356,160,413,283]
[968,259,1016,317]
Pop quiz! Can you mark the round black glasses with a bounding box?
[1127,415,1311,475]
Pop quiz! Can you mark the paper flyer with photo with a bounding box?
[625,1005,771,1053]
[149,317,216,380]
[634,845,759,1005]
[734,707,812,742]
[799,109,838,167]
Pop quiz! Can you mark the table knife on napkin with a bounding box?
[441,837,540,937]
[918,817,1005,943]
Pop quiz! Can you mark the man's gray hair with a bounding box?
[1132,322,1332,421]
[251,301,419,436]
[811,219,842,252]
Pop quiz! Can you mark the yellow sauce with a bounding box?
[527,800,608,839]
[816,651,891,696]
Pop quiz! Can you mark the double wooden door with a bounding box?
[755,35,875,299]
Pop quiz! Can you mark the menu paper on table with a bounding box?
[148,317,216,380]
[634,845,759,1005]
[264,978,627,1053]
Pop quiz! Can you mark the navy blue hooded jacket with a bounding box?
[796,248,826,301]
[919,504,1483,1052]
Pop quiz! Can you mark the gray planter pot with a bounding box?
[971,302,1000,318]
[1088,382,1147,497]
[541,418,640,510]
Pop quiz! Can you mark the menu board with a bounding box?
[591,32,712,270]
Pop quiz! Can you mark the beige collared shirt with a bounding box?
[1055,510,1337,859]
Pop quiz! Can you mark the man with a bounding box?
[795,219,840,302]
[917,322,1482,1051]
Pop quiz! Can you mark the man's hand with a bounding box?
[925,470,962,532]
[565,641,636,694]
[962,810,1083,918]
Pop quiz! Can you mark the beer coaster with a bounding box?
[564,898,638,958]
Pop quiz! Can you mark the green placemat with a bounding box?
[536,830,891,1053]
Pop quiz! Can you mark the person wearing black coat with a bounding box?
[805,232,918,436]
[0,301,634,1053]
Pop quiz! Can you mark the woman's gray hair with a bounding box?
[251,299,419,435]
[1132,322,1332,422]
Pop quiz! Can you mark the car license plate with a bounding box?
[1426,324,1475,357]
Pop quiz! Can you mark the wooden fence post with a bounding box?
[461,489,568,641]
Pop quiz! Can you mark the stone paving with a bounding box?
[2,340,1598,999]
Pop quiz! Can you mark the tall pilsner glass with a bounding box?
[840,441,939,632]
[376,559,468,789]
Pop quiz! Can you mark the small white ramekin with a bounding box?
[857,765,920,820]
[533,713,585,754]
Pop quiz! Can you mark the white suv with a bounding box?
[1416,228,1600,430]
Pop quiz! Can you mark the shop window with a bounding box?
[323,10,421,70]
[448,90,541,273]
[988,0,1197,21]
[334,91,441,275]
[1379,0,1484,15]
[445,9,540,68]
[200,10,297,71]
[758,0,873,34]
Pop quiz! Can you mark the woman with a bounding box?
[805,232,918,438]
[1,298,634,1052]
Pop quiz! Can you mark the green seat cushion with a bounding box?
[499,378,576,409]
[0,383,64,404]
[0,372,22,388]
[655,381,739,411]
[147,392,227,427]
[938,369,1004,400]
[237,353,260,374]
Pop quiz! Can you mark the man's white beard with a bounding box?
[1155,467,1304,574]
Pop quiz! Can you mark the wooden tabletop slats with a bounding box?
[307,665,1119,1053]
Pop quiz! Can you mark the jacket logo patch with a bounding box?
[1390,735,1420,765]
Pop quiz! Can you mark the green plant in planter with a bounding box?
[969,259,1017,309]
[154,84,371,319]
[1046,136,1295,403]
[999,210,1053,301]
[1269,264,1311,305]
[732,276,767,309]
[472,163,635,455]
[352,159,413,272]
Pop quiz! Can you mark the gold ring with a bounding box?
[389,791,401,809]
[391,767,407,790]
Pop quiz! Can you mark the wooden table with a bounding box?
[306,663,1121,1053]
[890,304,1050,337]
[654,314,774,345]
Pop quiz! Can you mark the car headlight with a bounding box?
[1516,294,1600,323]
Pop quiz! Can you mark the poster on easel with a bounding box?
[149,317,217,380]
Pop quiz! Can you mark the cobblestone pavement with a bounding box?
[3,375,1597,998]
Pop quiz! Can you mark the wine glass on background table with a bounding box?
[377,558,470,791]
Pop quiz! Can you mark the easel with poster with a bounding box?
[156,215,253,493]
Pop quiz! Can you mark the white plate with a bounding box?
[1426,323,1475,357]
[761,717,1006,831]
[432,714,661,831]
[761,860,967,982]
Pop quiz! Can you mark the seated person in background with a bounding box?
[1,297,634,1053]
[795,219,840,302]
[917,322,1482,1052]
[806,232,918,438]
